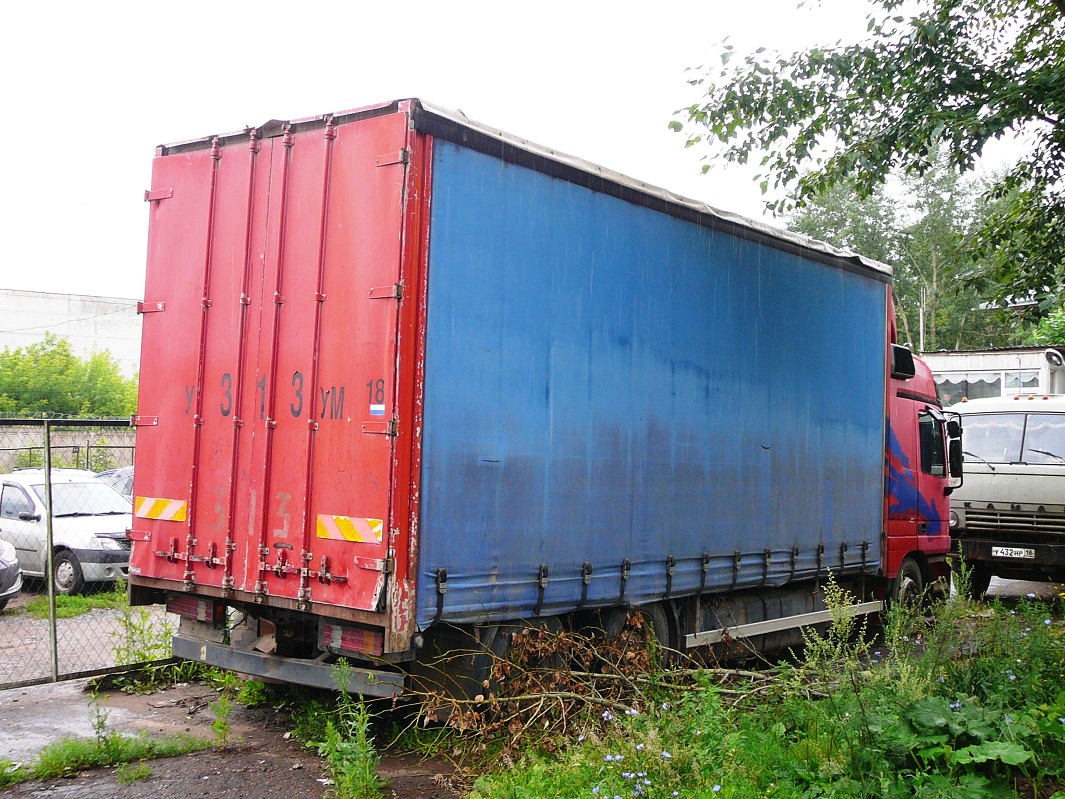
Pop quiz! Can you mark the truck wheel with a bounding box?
[965,563,992,600]
[892,557,924,608]
[53,551,86,595]
[636,602,674,651]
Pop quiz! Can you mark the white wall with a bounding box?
[0,290,141,377]
[922,347,1063,404]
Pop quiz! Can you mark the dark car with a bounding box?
[0,539,23,611]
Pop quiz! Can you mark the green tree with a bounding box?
[1026,306,1065,345]
[788,161,1017,350]
[673,0,1065,317]
[0,333,136,418]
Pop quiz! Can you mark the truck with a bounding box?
[128,99,962,695]
[948,386,1065,596]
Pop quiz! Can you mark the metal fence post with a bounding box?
[43,419,58,683]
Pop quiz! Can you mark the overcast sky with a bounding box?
[0,0,954,300]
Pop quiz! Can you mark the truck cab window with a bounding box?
[1022,414,1065,465]
[918,411,947,476]
[959,413,1024,464]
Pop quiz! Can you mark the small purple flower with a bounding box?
[636,744,644,752]
[713,786,722,794]
[661,750,672,760]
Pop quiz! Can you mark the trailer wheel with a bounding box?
[635,603,674,651]
[892,557,924,608]
[483,618,564,691]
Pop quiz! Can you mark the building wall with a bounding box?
[922,347,1065,405]
[0,290,141,377]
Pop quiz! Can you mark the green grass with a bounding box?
[24,582,128,618]
[460,587,1065,799]
[0,730,209,788]
[115,761,153,784]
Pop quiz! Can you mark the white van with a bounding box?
[948,394,1065,595]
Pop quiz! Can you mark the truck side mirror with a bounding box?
[947,419,962,438]
[948,439,964,486]
[891,344,916,380]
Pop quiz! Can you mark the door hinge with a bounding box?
[354,555,394,574]
[362,418,398,437]
[137,301,165,314]
[376,149,409,167]
[368,283,403,300]
[144,188,173,202]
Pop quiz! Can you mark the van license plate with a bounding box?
[991,546,1035,559]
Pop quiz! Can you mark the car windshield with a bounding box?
[28,481,131,516]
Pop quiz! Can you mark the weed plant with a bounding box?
[111,603,174,665]
[304,661,388,799]
[211,691,233,749]
[467,582,1065,799]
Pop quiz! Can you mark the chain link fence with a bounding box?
[0,420,176,689]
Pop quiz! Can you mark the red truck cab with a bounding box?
[885,340,962,601]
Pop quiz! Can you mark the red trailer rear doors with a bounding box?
[132,111,411,615]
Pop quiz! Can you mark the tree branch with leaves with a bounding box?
[673,0,1065,317]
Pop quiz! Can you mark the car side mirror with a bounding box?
[18,511,41,522]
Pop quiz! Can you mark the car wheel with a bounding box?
[53,551,86,595]
[892,557,924,608]
[0,597,7,612]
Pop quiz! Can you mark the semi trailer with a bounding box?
[128,99,961,694]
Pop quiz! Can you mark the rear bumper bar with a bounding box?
[172,635,405,697]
